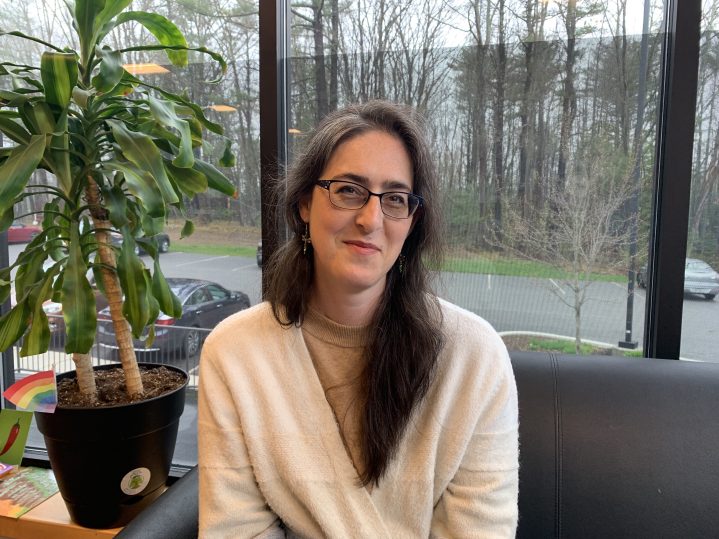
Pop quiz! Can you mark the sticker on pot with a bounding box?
[121,467,151,495]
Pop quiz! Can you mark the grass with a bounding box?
[441,255,625,282]
[520,336,643,357]
[526,338,608,355]
[170,244,257,257]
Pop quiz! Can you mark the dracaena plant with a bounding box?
[0,1,237,401]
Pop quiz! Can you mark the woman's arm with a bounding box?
[198,342,283,538]
[430,348,519,538]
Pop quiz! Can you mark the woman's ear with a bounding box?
[299,195,311,222]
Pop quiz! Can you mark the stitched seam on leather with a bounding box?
[551,352,562,538]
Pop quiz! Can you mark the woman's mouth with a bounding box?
[345,240,381,254]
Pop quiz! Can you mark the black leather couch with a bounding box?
[117,352,719,538]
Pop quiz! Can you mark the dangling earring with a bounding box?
[301,223,312,255]
[398,254,406,275]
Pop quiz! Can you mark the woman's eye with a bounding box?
[336,184,361,195]
[385,194,408,207]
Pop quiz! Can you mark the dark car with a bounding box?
[96,278,250,358]
[637,257,719,300]
[109,231,171,254]
[257,240,262,267]
[7,221,41,243]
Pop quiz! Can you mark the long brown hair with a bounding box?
[265,100,444,486]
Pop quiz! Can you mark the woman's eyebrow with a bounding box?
[332,173,412,191]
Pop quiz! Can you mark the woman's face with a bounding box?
[299,130,415,301]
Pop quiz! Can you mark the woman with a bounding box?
[198,100,518,537]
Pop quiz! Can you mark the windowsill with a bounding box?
[0,491,122,539]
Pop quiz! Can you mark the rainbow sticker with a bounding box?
[3,371,57,413]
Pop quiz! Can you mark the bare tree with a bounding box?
[500,149,635,353]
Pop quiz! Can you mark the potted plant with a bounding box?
[0,0,236,528]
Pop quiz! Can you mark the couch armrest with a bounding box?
[115,466,198,539]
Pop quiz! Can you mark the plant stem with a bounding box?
[71,352,97,398]
[84,177,144,397]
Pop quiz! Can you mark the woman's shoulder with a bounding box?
[437,298,503,345]
[205,301,283,346]
[434,298,512,380]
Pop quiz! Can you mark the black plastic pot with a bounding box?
[34,363,187,529]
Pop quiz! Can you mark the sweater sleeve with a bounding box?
[429,339,519,538]
[198,337,283,538]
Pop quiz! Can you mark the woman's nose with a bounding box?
[355,194,384,230]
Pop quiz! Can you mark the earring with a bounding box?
[301,223,312,255]
[398,254,406,275]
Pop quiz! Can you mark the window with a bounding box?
[187,288,212,306]
[285,0,668,357]
[681,0,719,359]
[207,285,230,301]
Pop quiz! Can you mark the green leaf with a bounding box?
[115,12,188,66]
[117,234,150,337]
[0,89,31,107]
[152,259,182,318]
[74,0,107,66]
[128,77,224,134]
[14,246,46,300]
[42,201,66,262]
[20,309,50,357]
[62,224,96,354]
[219,138,236,167]
[0,207,13,233]
[0,267,11,305]
[0,112,32,145]
[93,0,134,43]
[20,101,55,134]
[103,161,165,219]
[148,95,193,168]
[180,220,194,238]
[139,216,164,240]
[166,161,207,197]
[0,303,29,352]
[40,52,78,108]
[0,31,65,54]
[0,135,46,215]
[102,183,129,228]
[193,159,237,198]
[92,46,123,93]
[107,120,180,205]
[20,263,60,356]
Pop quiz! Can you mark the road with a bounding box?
[6,244,718,361]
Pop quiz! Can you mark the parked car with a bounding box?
[96,278,250,358]
[637,258,719,300]
[7,221,41,243]
[109,231,171,254]
[257,240,262,267]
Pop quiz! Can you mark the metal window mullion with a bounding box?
[644,0,701,359]
[259,0,290,298]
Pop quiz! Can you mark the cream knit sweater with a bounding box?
[198,300,518,538]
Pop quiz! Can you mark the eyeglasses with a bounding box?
[315,179,423,219]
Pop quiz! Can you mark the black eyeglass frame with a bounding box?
[315,179,424,219]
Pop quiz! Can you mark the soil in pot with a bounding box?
[56,365,186,407]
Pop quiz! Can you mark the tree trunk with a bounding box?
[85,177,144,397]
[557,0,578,192]
[312,1,328,121]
